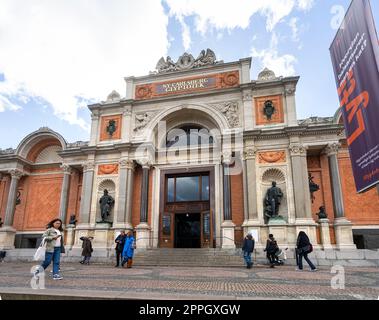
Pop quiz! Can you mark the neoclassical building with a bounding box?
[1,50,378,255]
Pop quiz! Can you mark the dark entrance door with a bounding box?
[174,213,201,248]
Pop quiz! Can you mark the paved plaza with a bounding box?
[0,262,378,300]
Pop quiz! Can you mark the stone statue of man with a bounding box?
[265,181,283,217]
[99,189,114,222]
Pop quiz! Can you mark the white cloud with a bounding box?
[177,15,192,51]
[164,0,315,34]
[289,17,300,42]
[251,33,297,77]
[0,0,169,130]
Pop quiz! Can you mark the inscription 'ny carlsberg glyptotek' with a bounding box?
[160,78,210,92]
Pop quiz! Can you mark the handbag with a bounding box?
[33,238,47,261]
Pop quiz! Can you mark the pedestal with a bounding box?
[135,223,151,249]
[221,221,235,249]
[268,218,287,244]
[65,225,76,250]
[93,222,113,249]
[318,219,333,249]
[334,217,356,250]
[0,227,16,250]
[242,219,262,245]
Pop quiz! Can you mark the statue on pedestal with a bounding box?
[264,181,283,223]
[99,189,114,223]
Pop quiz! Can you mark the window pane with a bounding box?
[167,178,175,202]
[175,176,200,201]
[201,176,210,201]
[162,215,171,236]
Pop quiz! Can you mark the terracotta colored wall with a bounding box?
[231,173,244,245]
[66,170,82,225]
[338,150,379,225]
[26,139,61,162]
[19,173,63,231]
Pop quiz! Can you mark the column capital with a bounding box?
[119,159,135,170]
[289,143,307,156]
[284,85,296,96]
[243,147,257,160]
[242,90,252,102]
[136,158,151,169]
[60,164,72,174]
[8,169,24,180]
[222,150,233,165]
[82,161,96,172]
[323,142,341,156]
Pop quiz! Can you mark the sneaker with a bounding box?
[311,268,318,272]
[53,274,63,280]
[295,268,303,271]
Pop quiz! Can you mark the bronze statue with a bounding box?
[316,206,328,220]
[264,181,283,220]
[99,189,114,222]
[263,100,275,120]
[69,214,77,225]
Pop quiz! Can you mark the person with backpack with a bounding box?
[121,230,136,268]
[114,230,126,267]
[296,231,317,271]
[80,236,94,265]
[264,234,279,268]
[242,233,255,269]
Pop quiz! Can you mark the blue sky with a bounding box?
[0,0,378,149]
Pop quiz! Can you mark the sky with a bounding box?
[0,0,378,149]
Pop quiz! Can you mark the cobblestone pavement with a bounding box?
[0,262,378,300]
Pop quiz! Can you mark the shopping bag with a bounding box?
[33,238,46,261]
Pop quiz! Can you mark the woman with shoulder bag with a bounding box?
[296,231,317,271]
[35,218,65,280]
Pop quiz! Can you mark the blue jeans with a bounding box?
[41,247,61,275]
[243,251,252,266]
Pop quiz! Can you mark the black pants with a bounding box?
[267,252,276,265]
[298,251,316,270]
[116,250,122,266]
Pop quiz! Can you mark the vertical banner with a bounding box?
[330,0,379,193]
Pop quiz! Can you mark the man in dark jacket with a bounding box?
[115,231,126,267]
[242,233,255,269]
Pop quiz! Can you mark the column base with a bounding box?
[65,225,76,250]
[334,217,356,250]
[221,221,235,249]
[112,223,133,231]
[0,227,16,250]
[135,223,151,249]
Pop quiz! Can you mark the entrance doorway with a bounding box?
[159,169,214,248]
[174,213,201,248]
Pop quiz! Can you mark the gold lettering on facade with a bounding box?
[162,78,209,92]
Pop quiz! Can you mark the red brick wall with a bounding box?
[231,173,244,245]
[66,170,82,225]
[338,150,379,225]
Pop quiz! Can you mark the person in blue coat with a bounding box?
[121,230,135,268]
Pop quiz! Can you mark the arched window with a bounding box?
[165,125,214,148]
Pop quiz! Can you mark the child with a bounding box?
[80,236,94,265]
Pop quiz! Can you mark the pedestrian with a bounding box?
[80,236,94,265]
[296,231,317,271]
[115,230,126,267]
[264,234,278,268]
[121,230,135,268]
[242,233,255,269]
[36,218,65,280]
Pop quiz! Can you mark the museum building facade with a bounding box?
[0,50,378,253]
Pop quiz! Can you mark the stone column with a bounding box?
[221,151,235,249]
[290,143,317,245]
[136,161,151,249]
[0,169,23,249]
[78,162,95,226]
[242,90,254,131]
[115,159,133,229]
[284,85,298,126]
[244,146,258,220]
[324,143,355,249]
[89,111,100,146]
[125,162,135,227]
[4,169,23,227]
[59,164,72,224]
[289,143,312,219]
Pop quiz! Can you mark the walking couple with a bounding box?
[115,230,136,268]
